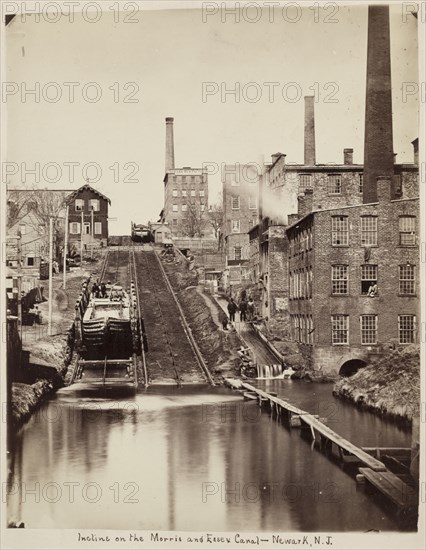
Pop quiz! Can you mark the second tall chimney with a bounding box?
[165,117,175,172]
[363,5,394,203]
[344,148,353,165]
[304,96,316,166]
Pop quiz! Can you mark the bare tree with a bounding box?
[6,189,31,230]
[29,189,66,228]
[28,190,67,259]
[8,188,67,260]
[178,197,208,238]
[208,194,224,250]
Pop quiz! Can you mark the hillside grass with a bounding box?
[333,344,420,421]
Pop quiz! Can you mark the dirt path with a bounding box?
[215,296,278,367]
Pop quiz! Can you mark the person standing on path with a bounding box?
[239,299,248,322]
[247,297,254,320]
[227,298,237,322]
[218,309,229,330]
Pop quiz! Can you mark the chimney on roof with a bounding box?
[412,138,419,164]
[304,96,316,166]
[343,148,353,165]
[363,5,394,204]
[271,152,284,164]
[165,117,175,173]
[297,189,313,218]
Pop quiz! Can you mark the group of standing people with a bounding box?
[223,291,255,330]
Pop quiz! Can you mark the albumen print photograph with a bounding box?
[0,1,424,549]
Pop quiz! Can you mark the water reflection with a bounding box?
[8,382,410,531]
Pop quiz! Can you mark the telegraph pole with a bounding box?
[91,207,94,258]
[48,217,53,336]
[80,209,84,268]
[63,205,69,288]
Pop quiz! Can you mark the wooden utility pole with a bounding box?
[48,217,54,336]
[80,209,84,268]
[91,207,94,258]
[63,205,69,289]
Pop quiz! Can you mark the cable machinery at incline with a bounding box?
[131,222,154,243]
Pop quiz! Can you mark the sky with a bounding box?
[3,2,419,234]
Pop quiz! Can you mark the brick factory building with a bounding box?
[162,117,209,238]
[222,163,259,288]
[255,5,420,375]
[287,177,419,375]
[258,139,418,325]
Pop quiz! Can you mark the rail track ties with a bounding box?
[132,246,213,385]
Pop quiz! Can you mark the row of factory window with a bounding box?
[290,215,416,253]
[290,314,416,346]
[289,267,313,299]
[172,189,205,198]
[172,203,206,212]
[331,314,416,345]
[290,314,314,345]
[230,196,258,210]
[170,175,205,184]
[331,264,416,296]
[289,264,416,299]
[331,215,416,246]
[289,225,313,256]
[324,174,364,195]
[74,199,100,211]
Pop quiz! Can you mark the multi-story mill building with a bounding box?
[255,5,420,375]
[222,163,259,286]
[162,117,209,238]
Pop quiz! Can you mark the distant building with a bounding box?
[6,189,69,269]
[161,117,209,238]
[150,222,172,244]
[65,184,110,248]
[222,163,259,287]
[248,223,260,284]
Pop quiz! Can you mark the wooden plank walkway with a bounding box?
[358,467,418,510]
[243,382,306,415]
[226,378,386,472]
[299,414,386,472]
[225,374,419,524]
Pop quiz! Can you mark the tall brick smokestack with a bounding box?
[165,117,175,172]
[363,5,394,204]
[304,96,316,166]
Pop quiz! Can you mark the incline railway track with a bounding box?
[129,245,149,387]
[91,244,213,386]
[70,245,149,389]
[133,245,213,385]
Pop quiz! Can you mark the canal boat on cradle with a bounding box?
[76,283,137,391]
[82,284,131,353]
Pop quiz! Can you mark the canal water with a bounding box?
[7,381,412,532]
